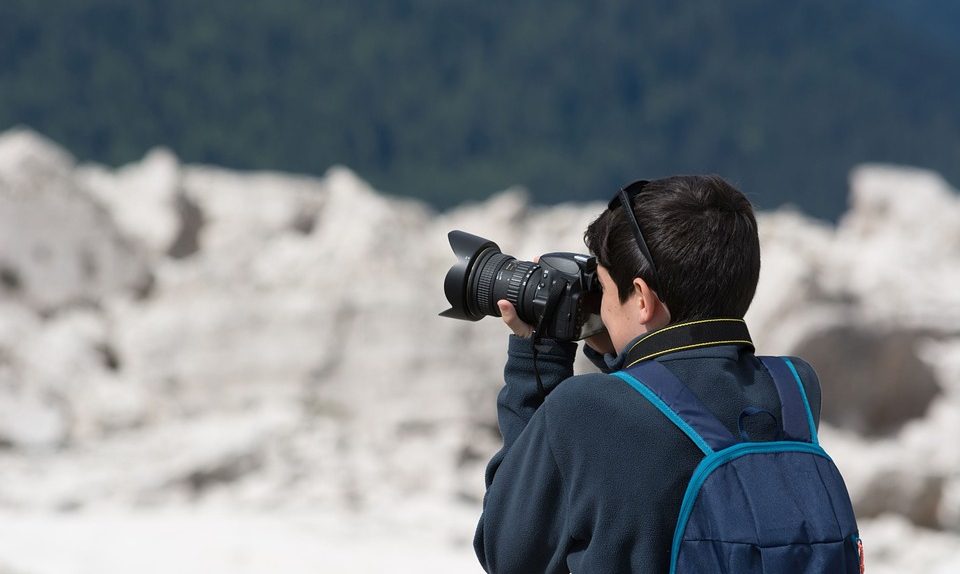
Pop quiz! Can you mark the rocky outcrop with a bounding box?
[0,129,152,314]
[793,326,941,436]
[0,129,958,571]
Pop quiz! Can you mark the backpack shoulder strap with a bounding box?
[614,360,737,454]
[758,356,819,444]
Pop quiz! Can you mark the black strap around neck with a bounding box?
[622,318,754,369]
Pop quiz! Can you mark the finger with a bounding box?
[498,300,533,337]
[497,299,515,321]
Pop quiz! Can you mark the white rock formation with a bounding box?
[76,148,183,258]
[0,128,958,572]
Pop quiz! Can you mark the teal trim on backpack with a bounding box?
[668,441,832,574]
[612,371,714,456]
[783,357,819,444]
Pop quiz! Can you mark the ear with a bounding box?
[631,277,670,325]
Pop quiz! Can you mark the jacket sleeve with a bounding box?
[474,335,577,574]
[582,343,616,373]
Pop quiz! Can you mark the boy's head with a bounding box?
[584,175,760,342]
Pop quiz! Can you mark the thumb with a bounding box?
[498,300,534,338]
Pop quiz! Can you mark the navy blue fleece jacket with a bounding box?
[473,335,821,574]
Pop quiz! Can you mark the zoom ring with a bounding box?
[476,253,511,314]
[505,260,537,305]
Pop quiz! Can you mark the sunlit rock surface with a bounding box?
[0,129,958,572]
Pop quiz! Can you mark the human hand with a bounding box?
[497,300,534,338]
[585,328,616,355]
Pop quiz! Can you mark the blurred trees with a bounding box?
[1,0,958,219]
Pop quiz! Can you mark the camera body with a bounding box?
[440,230,604,341]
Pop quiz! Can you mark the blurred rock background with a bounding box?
[0,127,958,572]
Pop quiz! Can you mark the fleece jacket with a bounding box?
[473,327,821,574]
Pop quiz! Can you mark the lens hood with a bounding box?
[439,230,501,320]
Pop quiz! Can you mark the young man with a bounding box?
[473,175,823,573]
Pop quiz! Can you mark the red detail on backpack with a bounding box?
[858,538,865,573]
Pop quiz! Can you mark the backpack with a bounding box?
[613,356,863,574]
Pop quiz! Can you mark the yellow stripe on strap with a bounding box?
[626,318,748,356]
[625,339,755,368]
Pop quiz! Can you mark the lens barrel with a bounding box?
[504,260,537,307]
[467,253,541,320]
[493,259,539,319]
[474,252,514,316]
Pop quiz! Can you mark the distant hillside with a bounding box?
[1,0,958,219]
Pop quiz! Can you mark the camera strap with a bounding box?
[621,318,754,369]
[531,279,569,401]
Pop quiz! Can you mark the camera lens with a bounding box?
[471,251,514,316]
[459,246,542,321]
[491,259,539,318]
[440,230,603,341]
[440,230,540,323]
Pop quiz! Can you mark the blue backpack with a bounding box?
[613,356,863,573]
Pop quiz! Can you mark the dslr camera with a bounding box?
[439,230,604,341]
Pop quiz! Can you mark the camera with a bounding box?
[439,230,604,341]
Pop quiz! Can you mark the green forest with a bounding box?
[1,0,958,219]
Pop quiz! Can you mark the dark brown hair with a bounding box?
[584,175,761,323]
